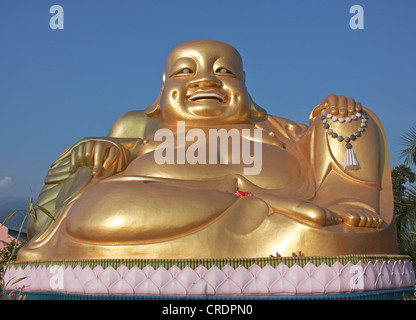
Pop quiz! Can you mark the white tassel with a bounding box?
[344,148,359,170]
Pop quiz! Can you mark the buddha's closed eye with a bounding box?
[216,67,234,75]
[176,68,193,75]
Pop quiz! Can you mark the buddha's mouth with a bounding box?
[188,92,225,103]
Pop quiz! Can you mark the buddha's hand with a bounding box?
[69,138,130,177]
[311,94,363,119]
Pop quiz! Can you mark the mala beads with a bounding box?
[320,109,369,170]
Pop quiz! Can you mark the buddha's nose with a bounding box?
[187,74,222,89]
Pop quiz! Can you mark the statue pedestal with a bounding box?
[5,255,415,300]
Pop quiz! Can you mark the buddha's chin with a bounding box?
[189,105,225,117]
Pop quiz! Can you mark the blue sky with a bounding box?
[0,0,415,199]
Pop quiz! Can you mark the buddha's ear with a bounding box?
[249,95,267,117]
[144,73,165,117]
[144,99,160,117]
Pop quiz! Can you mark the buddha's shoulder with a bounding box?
[115,110,148,123]
[108,110,162,139]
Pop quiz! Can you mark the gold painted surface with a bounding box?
[17,40,397,261]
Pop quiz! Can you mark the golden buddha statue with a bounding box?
[17,39,397,261]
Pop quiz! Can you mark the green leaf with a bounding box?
[7,277,27,287]
[2,210,18,225]
[35,205,55,221]
[399,126,416,166]
[29,208,38,223]
[26,200,33,213]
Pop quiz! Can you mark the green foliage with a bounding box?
[392,164,416,205]
[399,126,416,166]
[0,191,53,300]
[0,240,27,266]
[392,165,416,266]
[0,240,27,300]
[394,125,416,274]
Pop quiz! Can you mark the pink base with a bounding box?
[4,259,415,296]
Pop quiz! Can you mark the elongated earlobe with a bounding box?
[250,96,267,117]
[144,73,165,117]
[144,101,160,117]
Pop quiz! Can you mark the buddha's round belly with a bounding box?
[123,143,303,190]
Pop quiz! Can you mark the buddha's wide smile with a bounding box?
[187,90,228,116]
[187,90,226,103]
[188,92,225,103]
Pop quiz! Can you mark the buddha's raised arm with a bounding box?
[306,94,390,228]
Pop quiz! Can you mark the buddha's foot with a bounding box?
[327,203,384,228]
[256,192,342,227]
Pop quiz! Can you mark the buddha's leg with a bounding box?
[312,171,384,228]
[65,178,239,244]
[143,175,337,227]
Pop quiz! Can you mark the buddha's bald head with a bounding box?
[155,39,256,125]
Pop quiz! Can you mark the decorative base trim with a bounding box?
[13,288,416,300]
[4,256,415,299]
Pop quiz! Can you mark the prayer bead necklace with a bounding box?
[320,109,369,170]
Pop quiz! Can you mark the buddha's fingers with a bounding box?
[102,146,119,170]
[311,103,326,118]
[313,95,364,120]
[83,141,94,167]
[337,95,348,117]
[326,94,338,115]
[347,97,356,114]
[92,143,105,177]
[70,144,83,173]
[355,101,363,113]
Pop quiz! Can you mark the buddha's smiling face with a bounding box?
[159,40,252,125]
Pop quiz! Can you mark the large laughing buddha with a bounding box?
[18,40,397,260]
